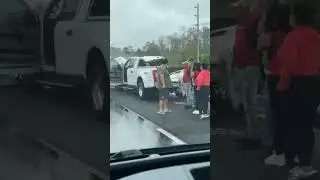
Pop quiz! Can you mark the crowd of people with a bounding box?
[181,59,211,119]
[155,57,211,119]
[230,1,320,179]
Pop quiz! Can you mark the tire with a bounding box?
[87,60,108,118]
[137,80,146,99]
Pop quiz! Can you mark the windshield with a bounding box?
[110,0,210,157]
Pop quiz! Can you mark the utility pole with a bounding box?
[194,3,200,62]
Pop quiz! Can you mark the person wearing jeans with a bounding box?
[195,63,210,119]
[275,3,320,179]
[182,59,194,109]
[257,3,292,166]
[191,62,201,114]
[233,4,262,149]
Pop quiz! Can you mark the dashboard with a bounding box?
[110,145,210,180]
[121,162,209,180]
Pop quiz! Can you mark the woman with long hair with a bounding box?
[258,3,293,167]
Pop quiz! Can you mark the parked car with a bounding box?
[169,69,184,97]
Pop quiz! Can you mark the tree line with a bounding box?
[112,25,210,66]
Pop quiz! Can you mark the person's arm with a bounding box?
[158,67,166,88]
[276,33,299,91]
[160,74,166,88]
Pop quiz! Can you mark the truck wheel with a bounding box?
[137,80,151,100]
[87,61,108,116]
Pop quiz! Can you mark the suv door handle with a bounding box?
[66,29,73,36]
[130,71,133,73]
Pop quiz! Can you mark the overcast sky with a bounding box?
[111,0,210,49]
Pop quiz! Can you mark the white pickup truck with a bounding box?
[17,0,109,116]
[119,56,165,99]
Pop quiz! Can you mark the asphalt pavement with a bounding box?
[110,100,177,153]
[110,88,210,145]
[0,86,108,173]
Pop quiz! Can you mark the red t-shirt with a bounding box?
[277,26,320,90]
[182,63,191,83]
[195,70,210,90]
[234,10,260,68]
[266,30,288,75]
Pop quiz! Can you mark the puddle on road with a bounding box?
[110,101,181,153]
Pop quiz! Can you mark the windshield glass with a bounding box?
[110,0,210,155]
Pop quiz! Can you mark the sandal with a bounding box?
[164,109,172,113]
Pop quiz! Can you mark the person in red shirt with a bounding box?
[258,3,292,167]
[233,4,262,148]
[182,58,194,109]
[275,3,320,179]
[195,63,210,119]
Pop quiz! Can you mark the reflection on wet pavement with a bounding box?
[110,101,177,153]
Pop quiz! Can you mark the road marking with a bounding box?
[156,128,187,145]
[114,102,187,145]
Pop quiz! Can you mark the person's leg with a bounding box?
[228,68,241,111]
[193,86,200,114]
[163,88,171,112]
[198,87,205,114]
[287,77,319,179]
[158,89,165,113]
[185,83,193,108]
[200,87,210,119]
[238,66,261,149]
[230,68,246,111]
[194,86,200,110]
[244,66,260,140]
[261,76,274,152]
[264,76,290,166]
[294,78,319,167]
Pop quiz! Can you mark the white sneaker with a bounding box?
[289,166,318,180]
[264,152,286,167]
[192,110,200,114]
[200,114,209,119]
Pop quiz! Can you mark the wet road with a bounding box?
[110,101,178,153]
[110,88,210,144]
[0,86,108,173]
